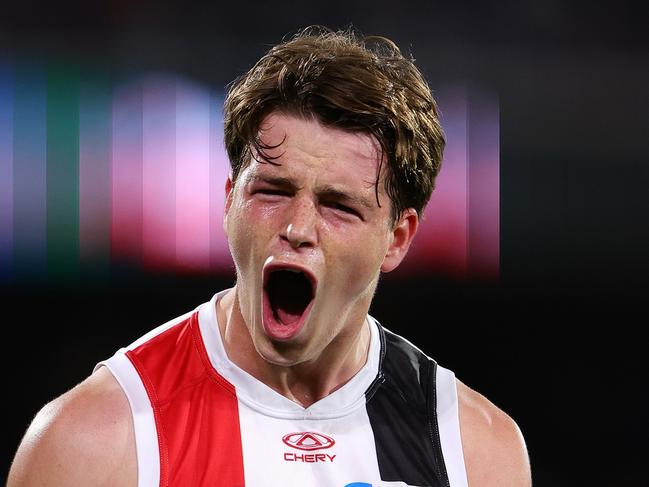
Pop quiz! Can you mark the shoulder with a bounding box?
[456,379,532,487]
[7,366,137,487]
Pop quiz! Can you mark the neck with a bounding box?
[216,287,372,408]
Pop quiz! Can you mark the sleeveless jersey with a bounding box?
[98,291,469,487]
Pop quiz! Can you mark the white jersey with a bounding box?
[98,291,468,487]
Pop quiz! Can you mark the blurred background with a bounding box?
[1,1,647,485]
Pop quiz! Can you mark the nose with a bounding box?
[281,198,318,249]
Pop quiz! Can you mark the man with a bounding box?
[8,27,531,486]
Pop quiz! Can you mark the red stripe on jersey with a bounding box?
[126,312,245,487]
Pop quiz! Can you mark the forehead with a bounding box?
[251,112,385,188]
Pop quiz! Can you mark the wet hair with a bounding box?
[223,25,445,224]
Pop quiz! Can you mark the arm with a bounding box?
[457,379,532,487]
[7,366,137,487]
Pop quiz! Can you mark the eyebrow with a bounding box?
[317,186,374,209]
[246,175,374,209]
[246,174,301,191]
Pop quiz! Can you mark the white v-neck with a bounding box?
[197,290,381,420]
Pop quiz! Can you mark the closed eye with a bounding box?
[323,201,362,219]
[254,188,291,197]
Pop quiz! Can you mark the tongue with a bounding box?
[276,307,301,325]
[268,271,312,326]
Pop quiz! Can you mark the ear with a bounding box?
[380,208,419,273]
[222,174,234,235]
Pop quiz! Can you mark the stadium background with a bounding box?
[1,1,647,485]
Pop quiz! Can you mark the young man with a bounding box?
[8,27,531,486]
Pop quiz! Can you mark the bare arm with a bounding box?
[7,366,137,487]
[457,379,532,487]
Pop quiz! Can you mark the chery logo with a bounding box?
[282,432,335,451]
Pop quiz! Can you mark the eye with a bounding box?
[253,188,290,197]
[324,201,362,219]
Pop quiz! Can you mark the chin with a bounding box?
[255,337,311,367]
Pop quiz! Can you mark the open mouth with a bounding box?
[267,269,314,324]
[263,265,316,340]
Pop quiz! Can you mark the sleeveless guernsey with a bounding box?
[98,291,468,487]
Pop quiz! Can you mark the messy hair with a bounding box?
[223,25,445,224]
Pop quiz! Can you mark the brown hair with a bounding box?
[223,25,445,224]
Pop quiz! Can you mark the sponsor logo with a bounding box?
[282,432,335,451]
[282,432,336,463]
[284,452,337,462]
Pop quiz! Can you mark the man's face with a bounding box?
[223,112,417,367]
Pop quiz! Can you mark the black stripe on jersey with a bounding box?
[365,325,450,487]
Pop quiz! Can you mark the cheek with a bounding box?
[324,230,388,290]
[226,201,281,268]
[233,199,284,230]
[226,205,255,261]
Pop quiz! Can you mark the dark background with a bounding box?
[2,1,648,485]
